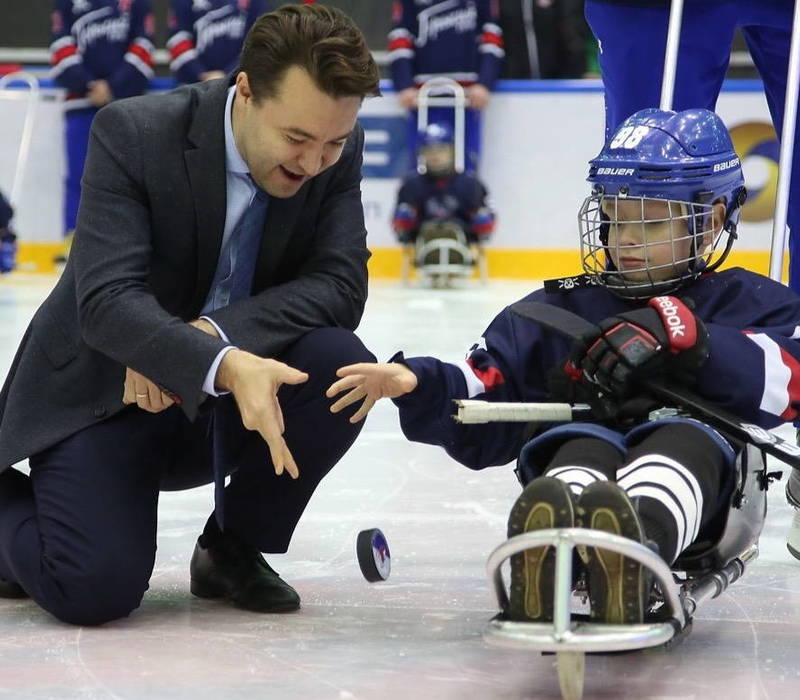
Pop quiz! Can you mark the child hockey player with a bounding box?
[392,122,495,267]
[327,107,800,624]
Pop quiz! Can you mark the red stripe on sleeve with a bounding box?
[780,346,800,420]
[481,33,504,48]
[388,37,414,51]
[128,43,153,67]
[51,44,78,66]
[466,358,505,391]
[169,38,195,60]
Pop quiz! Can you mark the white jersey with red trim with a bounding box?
[50,0,154,105]
[392,267,800,469]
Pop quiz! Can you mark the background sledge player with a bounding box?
[327,108,800,624]
[167,0,268,85]
[387,0,505,172]
[392,122,496,250]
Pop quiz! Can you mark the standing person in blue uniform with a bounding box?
[328,108,800,622]
[387,0,505,172]
[392,122,495,247]
[0,5,380,625]
[0,190,16,274]
[49,0,155,264]
[167,0,269,85]
[584,1,798,283]
[584,0,800,561]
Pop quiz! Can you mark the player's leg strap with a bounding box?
[618,419,736,563]
[516,423,626,488]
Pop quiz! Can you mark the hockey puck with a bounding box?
[356,528,391,582]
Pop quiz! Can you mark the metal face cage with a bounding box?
[578,194,728,299]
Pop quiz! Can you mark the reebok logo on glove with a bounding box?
[648,296,697,352]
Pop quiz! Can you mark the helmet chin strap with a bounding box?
[601,269,693,301]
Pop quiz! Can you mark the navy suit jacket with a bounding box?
[0,78,370,470]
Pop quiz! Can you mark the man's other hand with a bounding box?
[123,367,175,413]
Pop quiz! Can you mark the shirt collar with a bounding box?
[224,86,249,176]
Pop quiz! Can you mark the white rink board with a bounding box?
[0,83,778,249]
[359,86,778,250]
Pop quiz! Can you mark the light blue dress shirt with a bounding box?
[200,85,269,396]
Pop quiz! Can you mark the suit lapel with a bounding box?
[185,82,229,315]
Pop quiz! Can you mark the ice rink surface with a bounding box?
[0,276,799,700]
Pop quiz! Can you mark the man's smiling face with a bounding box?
[232,65,362,198]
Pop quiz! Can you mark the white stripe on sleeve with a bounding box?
[746,332,791,417]
[50,54,82,79]
[454,359,487,399]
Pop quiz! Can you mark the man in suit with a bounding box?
[0,4,381,626]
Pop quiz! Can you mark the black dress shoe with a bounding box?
[0,575,27,599]
[190,532,300,613]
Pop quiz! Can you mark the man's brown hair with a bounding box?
[239,4,381,101]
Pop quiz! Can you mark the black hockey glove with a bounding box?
[569,296,709,397]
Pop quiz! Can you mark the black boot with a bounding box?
[577,481,650,624]
[190,528,300,613]
[506,476,577,622]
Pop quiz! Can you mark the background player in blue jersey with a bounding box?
[387,0,505,172]
[0,190,16,274]
[49,0,155,261]
[584,0,800,560]
[328,108,800,623]
[167,0,269,85]
[392,123,495,246]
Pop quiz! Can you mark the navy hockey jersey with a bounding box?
[49,0,154,106]
[393,172,495,237]
[392,268,800,469]
[167,0,268,84]
[388,0,505,90]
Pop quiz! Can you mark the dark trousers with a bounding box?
[0,328,374,625]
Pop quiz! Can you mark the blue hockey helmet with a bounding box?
[418,122,456,176]
[578,108,747,299]
[419,122,454,148]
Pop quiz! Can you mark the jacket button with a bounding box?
[93,404,107,418]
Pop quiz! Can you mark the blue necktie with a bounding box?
[203,187,268,314]
[209,187,269,530]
